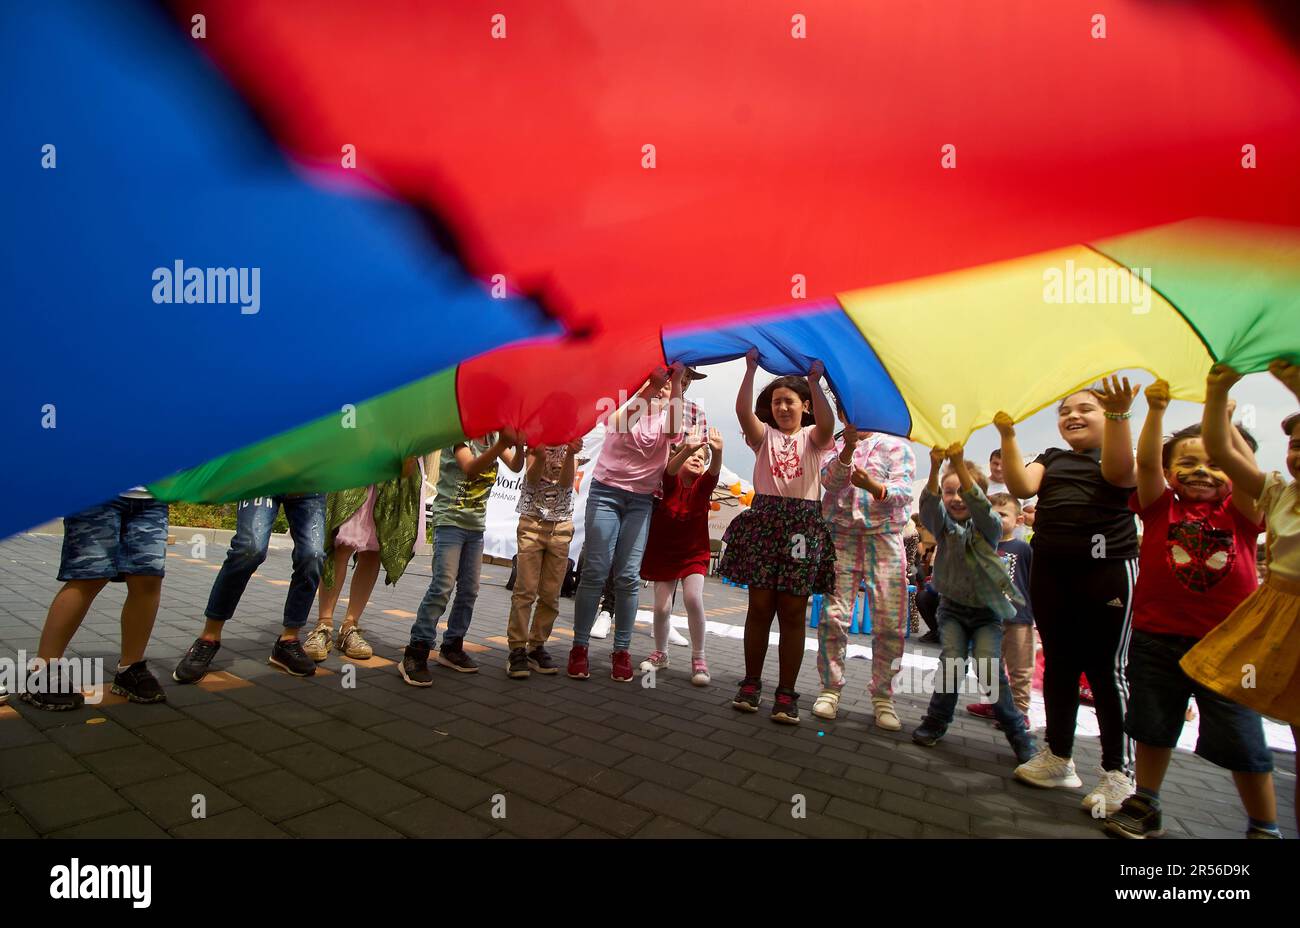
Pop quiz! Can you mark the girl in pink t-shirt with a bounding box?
[721,349,836,724]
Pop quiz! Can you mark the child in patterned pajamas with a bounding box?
[814,418,916,729]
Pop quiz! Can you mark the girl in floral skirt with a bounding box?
[721,349,836,724]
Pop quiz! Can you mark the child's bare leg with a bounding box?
[1134,742,1173,794]
[119,575,161,666]
[37,579,109,661]
[317,546,353,627]
[341,551,380,630]
[775,592,809,690]
[743,589,776,678]
[1232,771,1277,826]
[682,573,707,658]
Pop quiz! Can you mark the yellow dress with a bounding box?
[1180,473,1300,725]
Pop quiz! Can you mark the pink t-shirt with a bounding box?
[593,404,681,496]
[750,424,832,501]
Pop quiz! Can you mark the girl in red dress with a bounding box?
[639,427,723,685]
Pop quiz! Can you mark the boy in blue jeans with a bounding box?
[173,493,327,682]
[400,431,523,685]
[25,489,169,710]
[912,445,1037,765]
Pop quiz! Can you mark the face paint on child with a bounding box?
[1165,436,1231,502]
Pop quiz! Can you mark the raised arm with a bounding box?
[499,429,526,473]
[455,432,514,480]
[807,360,835,449]
[1202,365,1265,501]
[665,363,687,438]
[1135,379,1170,509]
[994,412,1044,498]
[822,425,856,492]
[666,429,707,477]
[1096,374,1140,488]
[918,446,949,537]
[561,439,581,488]
[706,428,724,476]
[736,348,766,448]
[611,366,669,432]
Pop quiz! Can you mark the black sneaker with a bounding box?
[111,661,166,704]
[400,644,433,687]
[770,687,800,725]
[173,637,221,684]
[732,676,761,712]
[436,641,479,673]
[1105,795,1165,839]
[527,646,558,674]
[911,715,947,746]
[507,647,531,679]
[268,636,316,677]
[20,663,86,712]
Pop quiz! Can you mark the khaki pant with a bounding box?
[1002,622,1036,714]
[508,514,575,650]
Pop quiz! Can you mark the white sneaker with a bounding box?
[812,690,839,720]
[1082,768,1135,814]
[1014,747,1084,789]
[667,625,689,647]
[872,697,902,732]
[590,611,612,640]
[0,682,8,706]
[690,658,710,686]
[639,650,669,673]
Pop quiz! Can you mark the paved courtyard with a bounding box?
[0,532,1293,839]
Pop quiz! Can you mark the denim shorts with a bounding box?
[1125,630,1273,773]
[58,497,169,581]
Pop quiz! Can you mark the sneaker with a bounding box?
[872,697,902,732]
[590,611,613,640]
[1247,826,1282,839]
[611,649,634,682]
[567,645,590,680]
[507,647,531,679]
[0,682,7,706]
[302,623,333,662]
[1105,794,1165,839]
[338,625,373,660]
[639,650,669,673]
[732,676,761,712]
[20,663,86,712]
[173,637,221,684]
[770,687,800,724]
[111,661,166,704]
[690,658,710,686]
[269,636,317,677]
[399,644,433,687]
[527,646,558,674]
[911,715,947,746]
[966,702,996,721]
[667,625,689,647]
[1079,683,1094,705]
[1014,747,1084,789]
[436,643,479,673]
[1082,768,1135,815]
[812,690,839,720]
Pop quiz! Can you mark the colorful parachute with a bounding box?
[3,0,1300,538]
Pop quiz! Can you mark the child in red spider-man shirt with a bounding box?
[1100,379,1279,839]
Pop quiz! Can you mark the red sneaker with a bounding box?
[966,703,996,721]
[567,645,590,680]
[611,649,634,683]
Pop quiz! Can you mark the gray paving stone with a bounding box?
[487,761,576,804]
[632,815,709,838]
[79,742,185,788]
[281,802,402,838]
[7,773,131,832]
[470,793,579,837]
[621,781,716,827]
[0,741,84,788]
[416,737,510,774]
[0,716,48,749]
[139,718,228,753]
[174,742,276,784]
[688,776,779,820]
[344,740,434,780]
[224,769,334,822]
[824,797,921,837]
[51,810,170,838]
[704,806,803,838]
[383,797,497,838]
[265,740,362,782]
[299,718,383,753]
[0,811,37,837]
[177,699,264,729]
[403,765,501,812]
[553,787,654,837]
[121,772,240,827]
[320,768,422,817]
[46,718,144,755]
[172,807,289,838]
[551,756,639,798]
[222,719,308,753]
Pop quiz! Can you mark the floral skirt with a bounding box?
[1180,574,1300,726]
[719,494,836,597]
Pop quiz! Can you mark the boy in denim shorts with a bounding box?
[24,489,169,711]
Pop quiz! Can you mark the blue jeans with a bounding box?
[573,480,654,650]
[926,598,1028,738]
[205,494,325,629]
[410,525,484,648]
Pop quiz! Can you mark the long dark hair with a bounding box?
[755,376,814,428]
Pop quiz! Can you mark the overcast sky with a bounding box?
[686,359,1299,489]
